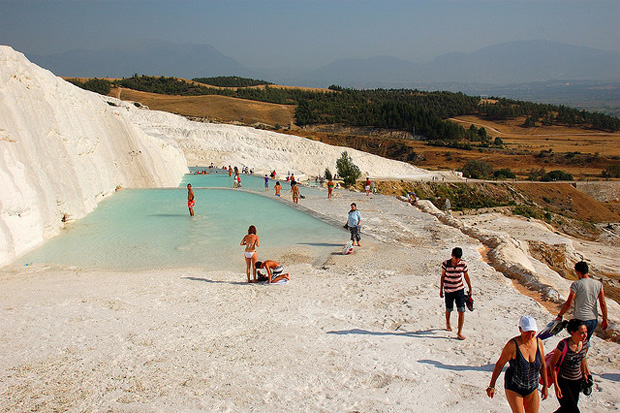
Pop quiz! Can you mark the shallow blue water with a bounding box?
[182,168,323,195]
[20,174,345,272]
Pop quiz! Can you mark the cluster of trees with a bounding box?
[193,76,272,87]
[480,98,619,132]
[335,151,361,187]
[602,163,620,178]
[67,78,111,95]
[118,75,211,95]
[460,160,576,182]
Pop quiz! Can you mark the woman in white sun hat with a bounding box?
[487,315,549,412]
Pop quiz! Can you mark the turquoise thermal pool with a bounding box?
[20,171,344,272]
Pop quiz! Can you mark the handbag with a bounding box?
[540,338,569,388]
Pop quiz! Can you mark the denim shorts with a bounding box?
[445,289,466,312]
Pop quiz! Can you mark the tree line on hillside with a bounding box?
[192,76,272,87]
[67,78,111,95]
[480,98,620,131]
[69,76,620,138]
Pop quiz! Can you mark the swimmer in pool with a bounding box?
[255,260,290,284]
[187,183,195,216]
[240,225,260,282]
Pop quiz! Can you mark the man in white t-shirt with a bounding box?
[557,261,608,344]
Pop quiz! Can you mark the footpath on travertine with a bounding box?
[0,184,619,412]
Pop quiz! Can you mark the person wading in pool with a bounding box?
[187,183,195,217]
[255,260,290,284]
[274,181,282,197]
[240,225,260,283]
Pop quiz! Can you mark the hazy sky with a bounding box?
[1,0,619,69]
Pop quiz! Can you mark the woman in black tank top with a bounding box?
[487,315,549,412]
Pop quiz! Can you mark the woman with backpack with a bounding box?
[549,319,591,412]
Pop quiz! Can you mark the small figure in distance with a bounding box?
[556,261,608,345]
[327,178,334,200]
[240,225,259,283]
[264,174,269,192]
[187,183,195,217]
[274,181,282,197]
[487,315,548,412]
[365,177,371,196]
[291,182,300,204]
[255,260,290,284]
[439,247,472,340]
[346,203,362,247]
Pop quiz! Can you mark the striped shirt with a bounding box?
[442,259,468,293]
[557,339,588,380]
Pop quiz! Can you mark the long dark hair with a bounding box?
[248,225,256,235]
[566,319,586,334]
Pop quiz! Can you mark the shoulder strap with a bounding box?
[557,338,570,368]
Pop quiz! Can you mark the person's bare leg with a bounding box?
[251,254,258,282]
[523,388,539,413]
[245,258,251,283]
[445,311,452,331]
[505,390,525,413]
[457,311,465,340]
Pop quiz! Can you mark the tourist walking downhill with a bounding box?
[439,247,472,340]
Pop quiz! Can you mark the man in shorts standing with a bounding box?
[187,183,195,217]
[346,203,362,247]
[440,247,472,340]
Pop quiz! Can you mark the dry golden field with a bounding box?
[111,87,296,127]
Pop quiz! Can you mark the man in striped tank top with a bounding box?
[440,247,473,340]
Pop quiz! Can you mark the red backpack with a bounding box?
[540,338,569,388]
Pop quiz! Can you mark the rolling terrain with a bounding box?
[107,82,620,181]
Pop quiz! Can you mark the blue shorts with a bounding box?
[445,289,465,312]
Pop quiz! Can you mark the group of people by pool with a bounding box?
[188,168,610,412]
[439,246,608,412]
[482,260,608,413]
[239,225,290,284]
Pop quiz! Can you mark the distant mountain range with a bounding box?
[26,39,619,87]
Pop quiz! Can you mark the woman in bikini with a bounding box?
[487,315,548,413]
[240,225,259,283]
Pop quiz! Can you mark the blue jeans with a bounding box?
[584,319,597,345]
